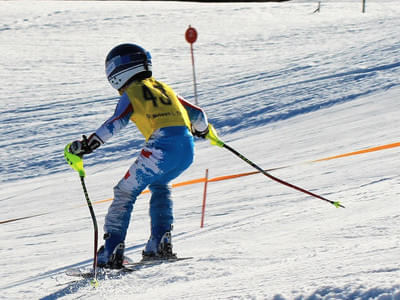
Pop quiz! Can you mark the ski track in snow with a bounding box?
[1,1,400,299]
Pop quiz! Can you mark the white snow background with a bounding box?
[1,1,400,299]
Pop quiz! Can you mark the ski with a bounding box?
[66,256,193,279]
[124,256,193,271]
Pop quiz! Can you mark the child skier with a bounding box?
[69,43,209,269]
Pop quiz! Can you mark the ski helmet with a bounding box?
[105,43,152,90]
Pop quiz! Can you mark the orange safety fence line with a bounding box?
[2,141,399,225]
[92,171,262,206]
[0,212,50,224]
[90,140,400,206]
[208,171,259,183]
[92,178,208,205]
[312,141,400,162]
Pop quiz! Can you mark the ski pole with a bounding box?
[205,125,344,208]
[64,144,99,286]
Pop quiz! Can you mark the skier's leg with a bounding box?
[143,134,194,256]
[143,183,173,255]
[149,183,173,241]
[98,147,164,267]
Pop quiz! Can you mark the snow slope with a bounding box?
[1,1,400,299]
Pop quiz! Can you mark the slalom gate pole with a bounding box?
[64,144,99,286]
[200,169,209,228]
[185,25,199,105]
[205,125,344,208]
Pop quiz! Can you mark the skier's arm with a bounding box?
[70,93,133,156]
[177,95,209,137]
[94,93,133,144]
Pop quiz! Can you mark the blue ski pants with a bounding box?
[104,126,194,244]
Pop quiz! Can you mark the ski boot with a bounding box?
[142,231,177,261]
[97,232,125,269]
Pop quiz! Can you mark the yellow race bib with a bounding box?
[125,78,191,140]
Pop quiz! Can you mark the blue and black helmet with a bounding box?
[105,43,152,90]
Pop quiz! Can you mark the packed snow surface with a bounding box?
[1,1,399,299]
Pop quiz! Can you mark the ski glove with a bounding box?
[191,125,209,139]
[69,133,103,157]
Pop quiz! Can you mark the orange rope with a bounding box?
[2,141,399,224]
[313,142,400,162]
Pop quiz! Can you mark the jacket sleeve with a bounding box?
[177,95,209,134]
[94,93,133,144]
